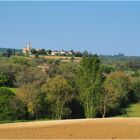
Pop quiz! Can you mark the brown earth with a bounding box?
[0,118,140,139]
[28,55,82,62]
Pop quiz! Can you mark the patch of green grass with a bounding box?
[121,103,140,117]
[9,88,18,93]
[0,120,28,124]
[0,118,50,124]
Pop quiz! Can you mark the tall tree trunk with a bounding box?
[102,93,107,118]
[59,102,65,120]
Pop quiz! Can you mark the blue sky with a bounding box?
[0,1,140,56]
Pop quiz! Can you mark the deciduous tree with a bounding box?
[42,75,73,119]
[77,54,102,118]
[98,71,132,117]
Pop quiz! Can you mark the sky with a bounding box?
[0,1,140,56]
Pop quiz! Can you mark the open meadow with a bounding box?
[0,118,140,139]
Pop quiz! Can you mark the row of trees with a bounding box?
[0,54,140,121]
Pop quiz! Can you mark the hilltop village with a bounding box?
[22,43,80,56]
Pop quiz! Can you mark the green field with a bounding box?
[121,103,140,117]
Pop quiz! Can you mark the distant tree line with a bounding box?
[0,48,22,57]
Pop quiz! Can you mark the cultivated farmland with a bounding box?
[0,118,140,139]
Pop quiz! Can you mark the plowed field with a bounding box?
[0,118,140,139]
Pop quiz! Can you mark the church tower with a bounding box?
[27,42,31,51]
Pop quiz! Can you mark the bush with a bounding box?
[130,78,140,102]
[0,87,27,121]
[11,56,36,66]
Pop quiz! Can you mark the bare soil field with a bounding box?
[44,55,82,60]
[0,118,140,139]
[27,55,82,62]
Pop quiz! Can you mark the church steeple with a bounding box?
[23,42,32,54]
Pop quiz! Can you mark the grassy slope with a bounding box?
[121,103,140,117]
